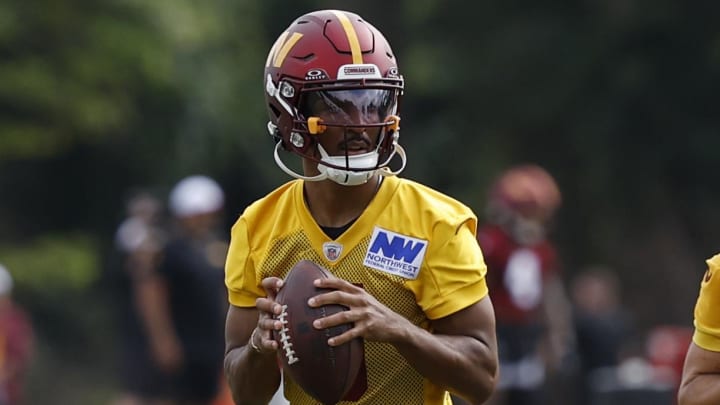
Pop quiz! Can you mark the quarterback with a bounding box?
[223,9,498,405]
[678,253,720,405]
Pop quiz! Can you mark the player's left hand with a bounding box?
[308,277,414,346]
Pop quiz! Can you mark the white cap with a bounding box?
[0,263,13,296]
[169,175,225,218]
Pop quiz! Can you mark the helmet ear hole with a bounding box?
[267,105,283,142]
[268,104,281,121]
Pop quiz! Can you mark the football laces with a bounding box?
[278,304,299,364]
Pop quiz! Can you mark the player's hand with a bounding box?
[308,277,414,346]
[251,276,285,354]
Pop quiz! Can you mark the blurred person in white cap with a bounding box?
[0,264,34,405]
[168,175,225,240]
[131,175,229,405]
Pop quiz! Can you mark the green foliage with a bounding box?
[0,233,99,294]
[0,0,174,160]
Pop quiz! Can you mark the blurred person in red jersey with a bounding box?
[477,164,573,405]
[678,253,720,405]
[0,264,34,405]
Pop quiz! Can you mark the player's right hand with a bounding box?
[251,277,285,354]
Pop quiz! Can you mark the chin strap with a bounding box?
[378,143,406,177]
[273,141,327,182]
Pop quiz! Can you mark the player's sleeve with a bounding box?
[693,253,720,352]
[225,217,264,307]
[414,217,489,320]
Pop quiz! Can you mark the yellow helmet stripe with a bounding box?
[331,10,363,64]
[272,32,304,68]
[265,31,288,67]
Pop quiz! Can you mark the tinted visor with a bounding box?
[299,89,396,126]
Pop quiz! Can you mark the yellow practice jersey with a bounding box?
[693,253,720,352]
[225,175,488,405]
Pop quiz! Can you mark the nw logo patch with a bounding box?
[363,227,427,279]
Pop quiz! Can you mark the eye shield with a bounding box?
[300,89,397,127]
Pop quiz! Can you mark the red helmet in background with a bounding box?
[489,164,562,221]
[264,9,406,185]
[486,164,561,244]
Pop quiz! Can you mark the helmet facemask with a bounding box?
[271,81,406,186]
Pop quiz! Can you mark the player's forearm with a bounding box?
[224,345,282,405]
[678,375,720,405]
[393,326,497,404]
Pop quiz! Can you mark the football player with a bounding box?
[678,253,720,405]
[476,164,572,405]
[223,9,498,405]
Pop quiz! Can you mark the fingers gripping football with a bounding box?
[251,277,284,354]
[309,276,414,346]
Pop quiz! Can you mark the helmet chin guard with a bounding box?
[317,145,379,186]
[273,140,407,186]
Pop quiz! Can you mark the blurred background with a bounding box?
[0,0,718,404]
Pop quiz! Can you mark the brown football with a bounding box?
[272,260,364,405]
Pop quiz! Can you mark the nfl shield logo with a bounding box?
[323,242,343,262]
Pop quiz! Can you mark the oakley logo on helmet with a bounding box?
[338,64,381,80]
[305,69,329,81]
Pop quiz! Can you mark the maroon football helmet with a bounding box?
[489,165,562,221]
[264,10,406,185]
[486,164,562,244]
